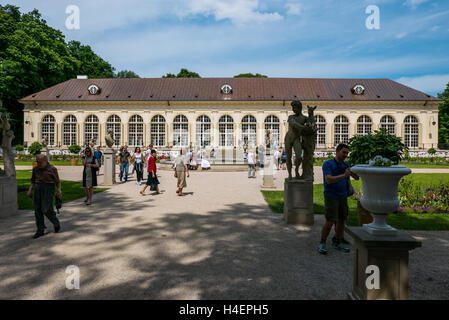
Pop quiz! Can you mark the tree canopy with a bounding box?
[0,5,116,144]
[438,82,449,149]
[234,73,268,78]
[163,68,201,78]
[115,70,140,78]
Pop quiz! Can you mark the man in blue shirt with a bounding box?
[94,147,102,176]
[318,144,359,255]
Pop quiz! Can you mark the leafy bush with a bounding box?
[398,178,449,213]
[348,129,407,165]
[427,148,437,155]
[28,142,43,156]
[68,144,81,154]
[15,144,24,152]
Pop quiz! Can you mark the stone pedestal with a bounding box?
[283,179,314,225]
[261,154,275,189]
[103,149,116,186]
[0,176,18,218]
[346,226,421,300]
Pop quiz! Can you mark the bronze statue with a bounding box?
[0,112,16,178]
[105,128,115,148]
[300,106,317,180]
[284,100,317,180]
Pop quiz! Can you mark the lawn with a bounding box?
[261,173,449,231]
[16,170,109,210]
[4,160,82,166]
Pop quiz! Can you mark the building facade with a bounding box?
[20,78,441,151]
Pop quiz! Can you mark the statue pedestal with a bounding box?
[103,149,116,186]
[0,176,18,218]
[283,179,314,225]
[345,226,421,300]
[261,154,275,189]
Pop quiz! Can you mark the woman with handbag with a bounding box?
[82,147,99,205]
[140,149,160,195]
[174,149,189,196]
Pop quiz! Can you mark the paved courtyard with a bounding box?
[0,166,448,299]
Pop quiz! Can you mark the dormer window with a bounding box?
[88,84,101,95]
[221,84,233,94]
[352,84,365,95]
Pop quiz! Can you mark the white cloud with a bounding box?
[404,0,429,9]
[179,0,283,25]
[396,32,408,39]
[396,74,449,95]
[285,2,303,16]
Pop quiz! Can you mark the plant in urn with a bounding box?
[348,129,410,236]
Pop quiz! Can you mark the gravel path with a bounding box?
[1,166,448,299]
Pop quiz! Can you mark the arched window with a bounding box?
[241,115,257,147]
[196,115,211,147]
[128,115,144,146]
[173,115,189,146]
[84,115,99,146]
[314,115,326,147]
[264,115,280,147]
[357,115,372,136]
[219,115,234,147]
[107,115,121,146]
[151,115,166,147]
[42,115,56,146]
[334,115,349,146]
[404,115,419,149]
[63,115,77,146]
[380,115,395,135]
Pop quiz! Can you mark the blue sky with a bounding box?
[2,0,449,96]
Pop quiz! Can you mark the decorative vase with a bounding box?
[350,164,411,236]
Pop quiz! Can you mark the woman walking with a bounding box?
[82,146,99,205]
[140,149,161,195]
[174,149,189,196]
[133,147,144,185]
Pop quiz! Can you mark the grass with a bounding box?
[261,173,449,231]
[16,170,109,210]
[3,160,82,166]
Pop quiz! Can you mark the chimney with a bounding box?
[77,75,88,79]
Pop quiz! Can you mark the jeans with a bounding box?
[120,163,129,181]
[135,162,144,182]
[248,164,256,178]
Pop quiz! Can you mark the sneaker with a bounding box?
[332,240,350,253]
[317,243,328,255]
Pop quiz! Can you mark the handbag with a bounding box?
[345,162,355,197]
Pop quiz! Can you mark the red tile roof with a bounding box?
[20,78,441,102]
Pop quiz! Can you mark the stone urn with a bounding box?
[350,164,411,236]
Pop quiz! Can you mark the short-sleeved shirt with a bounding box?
[147,156,157,173]
[247,152,256,164]
[322,158,350,199]
[174,156,186,172]
[31,164,60,185]
[94,150,102,164]
[120,151,131,164]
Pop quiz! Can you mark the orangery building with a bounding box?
[20,77,441,151]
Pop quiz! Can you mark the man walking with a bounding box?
[318,144,359,254]
[247,148,256,178]
[27,154,61,239]
[118,145,131,182]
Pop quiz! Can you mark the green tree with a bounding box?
[234,73,268,78]
[437,82,449,147]
[163,68,200,78]
[115,70,140,78]
[0,5,116,144]
[68,40,115,78]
